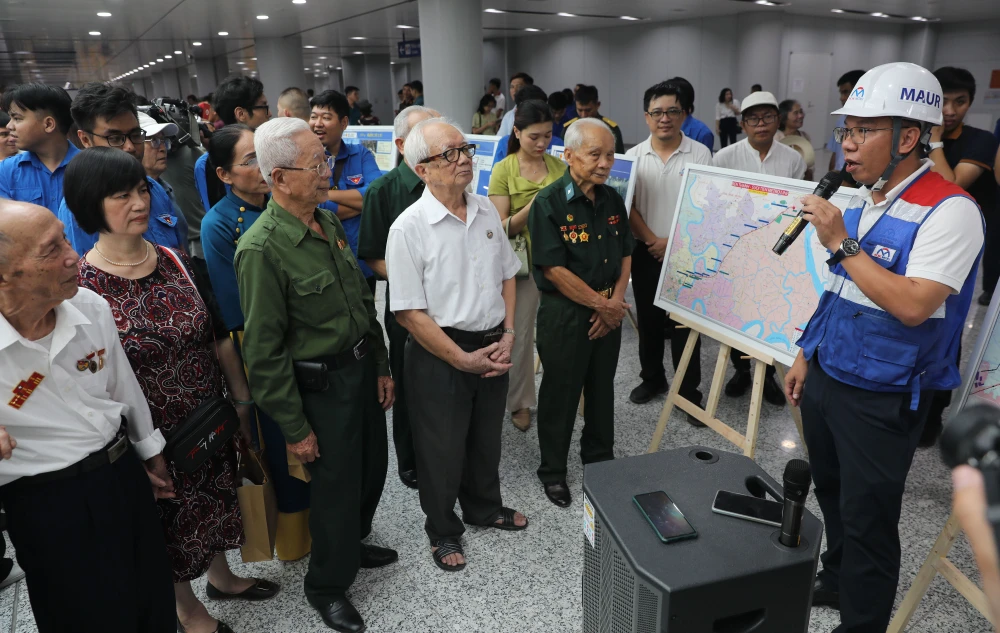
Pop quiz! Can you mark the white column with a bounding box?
[160,68,180,99]
[255,36,307,110]
[132,80,147,98]
[194,58,217,97]
[176,66,192,99]
[142,76,155,99]
[417,0,483,121]
[363,54,394,123]
[151,72,167,98]
[735,12,784,98]
[901,24,939,69]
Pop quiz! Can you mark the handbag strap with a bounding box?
[159,246,198,294]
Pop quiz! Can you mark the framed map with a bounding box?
[654,164,855,367]
[467,134,502,197]
[955,290,1000,413]
[343,126,396,174]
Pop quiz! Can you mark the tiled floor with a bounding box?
[0,280,993,633]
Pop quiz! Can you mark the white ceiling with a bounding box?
[1,0,997,86]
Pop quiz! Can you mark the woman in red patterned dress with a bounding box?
[64,147,279,633]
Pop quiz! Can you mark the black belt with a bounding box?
[9,418,130,488]
[306,336,369,372]
[545,286,614,300]
[442,325,503,349]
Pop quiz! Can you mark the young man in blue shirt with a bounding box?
[57,83,185,254]
[0,84,78,213]
[671,77,715,153]
[825,70,865,179]
[309,90,383,295]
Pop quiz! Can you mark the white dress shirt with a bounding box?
[712,137,807,180]
[627,133,714,237]
[715,100,740,121]
[0,288,165,486]
[494,92,506,114]
[497,107,516,138]
[386,188,522,331]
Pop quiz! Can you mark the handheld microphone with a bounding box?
[772,169,846,256]
[779,459,812,547]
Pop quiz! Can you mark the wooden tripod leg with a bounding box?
[703,344,731,420]
[743,359,766,458]
[648,328,699,453]
[625,307,639,332]
[773,363,807,454]
[887,514,962,633]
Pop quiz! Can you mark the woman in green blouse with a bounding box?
[488,100,567,431]
[472,94,499,135]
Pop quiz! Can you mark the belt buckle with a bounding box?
[107,434,128,464]
[353,337,366,360]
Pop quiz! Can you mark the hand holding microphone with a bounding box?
[773,169,847,255]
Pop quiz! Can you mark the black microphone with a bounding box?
[779,459,812,547]
[772,169,846,255]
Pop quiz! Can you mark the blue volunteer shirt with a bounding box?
[319,141,382,278]
[826,114,848,171]
[492,134,565,164]
[57,176,186,254]
[681,116,715,154]
[0,143,80,214]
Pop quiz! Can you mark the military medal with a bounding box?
[580,231,589,242]
[9,372,44,409]
[487,230,494,239]
[566,214,574,221]
[337,239,346,250]
[569,231,578,243]
[77,359,90,371]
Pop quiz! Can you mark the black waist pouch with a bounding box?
[164,396,240,473]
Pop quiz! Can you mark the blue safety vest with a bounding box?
[797,169,983,409]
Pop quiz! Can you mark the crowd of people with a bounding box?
[0,57,995,633]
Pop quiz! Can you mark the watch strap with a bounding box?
[826,249,846,267]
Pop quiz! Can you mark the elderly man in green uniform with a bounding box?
[235,117,396,633]
[529,118,634,508]
[357,104,438,491]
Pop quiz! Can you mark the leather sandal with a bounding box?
[484,506,528,531]
[431,539,466,572]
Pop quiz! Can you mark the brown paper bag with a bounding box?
[287,448,312,483]
[238,449,279,563]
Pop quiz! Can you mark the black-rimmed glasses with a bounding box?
[87,129,146,147]
[743,113,778,126]
[645,108,684,120]
[833,126,894,145]
[419,144,477,164]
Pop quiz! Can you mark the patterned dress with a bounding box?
[77,245,244,583]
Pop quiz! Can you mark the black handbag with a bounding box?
[164,396,240,473]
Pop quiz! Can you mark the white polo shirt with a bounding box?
[0,288,165,486]
[386,187,522,331]
[712,137,807,180]
[494,92,506,114]
[626,133,714,238]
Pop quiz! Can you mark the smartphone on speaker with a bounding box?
[712,490,783,527]
[633,491,698,543]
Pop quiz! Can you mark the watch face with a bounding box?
[842,239,861,256]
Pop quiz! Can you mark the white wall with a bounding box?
[483,39,507,93]
[933,20,1000,133]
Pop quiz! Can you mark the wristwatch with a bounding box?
[502,328,516,337]
[826,238,861,266]
[928,141,944,151]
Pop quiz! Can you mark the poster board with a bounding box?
[466,134,502,197]
[548,146,639,214]
[955,290,1000,414]
[343,126,396,174]
[653,164,855,367]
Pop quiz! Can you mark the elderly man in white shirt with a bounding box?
[712,90,807,406]
[627,81,714,412]
[0,201,175,633]
[386,118,528,573]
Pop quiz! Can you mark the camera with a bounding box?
[941,404,1000,546]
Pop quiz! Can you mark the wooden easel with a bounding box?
[887,513,995,631]
[646,311,805,458]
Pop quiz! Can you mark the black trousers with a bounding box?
[0,447,175,633]
[801,358,931,633]
[405,334,507,541]
[719,117,740,148]
[301,353,388,602]
[365,275,377,298]
[385,309,415,474]
[631,242,703,404]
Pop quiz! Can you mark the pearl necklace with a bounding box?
[93,240,151,267]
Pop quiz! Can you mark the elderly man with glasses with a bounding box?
[386,118,528,573]
[234,117,396,633]
[712,90,807,407]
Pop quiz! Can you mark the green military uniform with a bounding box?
[357,160,425,477]
[528,169,635,484]
[563,115,625,154]
[235,198,389,603]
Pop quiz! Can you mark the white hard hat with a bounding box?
[831,62,942,125]
[741,91,778,113]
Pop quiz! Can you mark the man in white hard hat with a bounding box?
[714,90,807,407]
[784,62,985,632]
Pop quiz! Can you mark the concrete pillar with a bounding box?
[417,0,483,121]
[254,36,307,111]
[363,54,393,123]
[142,76,154,100]
[160,68,180,99]
[176,66,192,99]
[214,55,231,83]
[151,72,167,98]
[132,80,147,98]
[735,12,784,100]
[902,24,939,69]
[194,57,217,97]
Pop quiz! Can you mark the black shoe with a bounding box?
[399,469,418,489]
[811,577,840,610]
[979,291,993,306]
[205,578,280,601]
[177,619,236,633]
[629,380,668,404]
[686,412,706,427]
[360,543,398,568]
[311,597,366,633]
[919,414,944,448]
[543,481,572,508]
[725,370,752,397]
[763,374,786,406]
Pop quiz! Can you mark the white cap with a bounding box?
[740,91,778,113]
[831,62,942,125]
[137,112,178,137]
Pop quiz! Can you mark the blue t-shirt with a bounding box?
[681,116,715,154]
[826,114,848,171]
[202,190,268,331]
[58,176,186,254]
[319,141,383,278]
[492,134,565,164]
[0,143,80,214]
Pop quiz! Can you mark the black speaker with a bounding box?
[582,447,822,633]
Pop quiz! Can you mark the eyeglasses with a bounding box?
[743,113,778,126]
[249,104,270,116]
[277,156,334,178]
[87,129,146,147]
[419,144,477,164]
[234,156,259,168]
[645,108,684,120]
[145,137,171,150]
[833,126,894,144]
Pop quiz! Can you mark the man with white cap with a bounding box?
[713,90,806,406]
[785,62,984,632]
[136,112,183,221]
